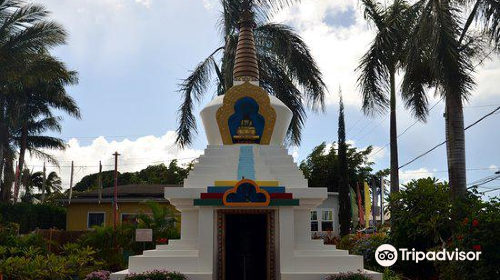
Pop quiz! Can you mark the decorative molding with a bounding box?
[216,82,276,145]
[222,179,271,206]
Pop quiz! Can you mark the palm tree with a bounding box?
[21,169,61,202]
[401,0,496,205]
[357,0,420,194]
[0,0,76,201]
[176,0,326,147]
[10,54,79,198]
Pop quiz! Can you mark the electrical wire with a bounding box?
[398,105,500,169]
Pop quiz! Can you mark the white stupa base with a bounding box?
[111,145,381,280]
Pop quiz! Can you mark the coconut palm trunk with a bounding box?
[445,94,467,198]
[14,123,28,200]
[389,68,400,192]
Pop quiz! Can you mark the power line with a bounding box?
[399,105,500,169]
[370,99,442,158]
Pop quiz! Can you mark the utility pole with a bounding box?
[98,161,102,204]
[113,152,120,230]
[68,161,74,204]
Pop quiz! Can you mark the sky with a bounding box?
[24,0,500,198]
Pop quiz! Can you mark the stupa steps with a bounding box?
[141,249,198,257]
[294,249,349,257]
[281,271,382,280]
[128,255,199,272]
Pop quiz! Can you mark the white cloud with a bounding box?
[272,0,375,107]
[399,168,434,184]
[135,0,152,7]
[25,132,203,190]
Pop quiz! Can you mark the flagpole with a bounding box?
[68,161,74,205]
[113,152,120,230]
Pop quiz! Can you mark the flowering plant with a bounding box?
[125,269,186,280]
[85,270,111,280]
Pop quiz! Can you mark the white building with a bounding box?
[112,8,381,280]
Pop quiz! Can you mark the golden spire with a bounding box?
[233,7,259,82]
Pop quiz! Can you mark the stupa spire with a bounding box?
[233,3,259,83]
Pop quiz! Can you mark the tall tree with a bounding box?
[300,143,374,191]
[0,0,78,201]
[337,90,350,236]
[401,0,496,206]
[357,0,419,194]
[10,54,79,198]
[176,0,326,147]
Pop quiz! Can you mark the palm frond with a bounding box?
[175,49,223,147]
[255,23,326,112]
[259,54,305,145]
[475,0,500,47]
[26,135,66,150]
[360,0,386,29]
[27,147,59,166]
[356,39,390,116]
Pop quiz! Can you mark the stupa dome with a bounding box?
[200,85,292,146]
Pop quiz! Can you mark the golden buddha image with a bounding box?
[233,113,260,143]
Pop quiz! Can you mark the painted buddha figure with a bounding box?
[233,114,260,143]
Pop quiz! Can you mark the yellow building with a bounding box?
[61,184,180,231]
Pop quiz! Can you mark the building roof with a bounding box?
[59,184,181,204]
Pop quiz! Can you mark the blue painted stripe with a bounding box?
[207,186,286,193]
[237,146,255,180]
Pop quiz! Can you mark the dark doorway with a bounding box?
[225,214,267,280]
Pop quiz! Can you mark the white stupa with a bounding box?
[112,8,381,280]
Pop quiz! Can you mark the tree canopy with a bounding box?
[299,142,376,192]
[73,160,193,193]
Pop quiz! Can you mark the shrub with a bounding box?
[337,233,388,271]
[78,224,142,270]
[0,202,66,233]
[0,243,101,280]
[325,272,372,280]
[125,270,186,280]
[85,270,111,280]
[388,178,452,279]
[435,196,500,280]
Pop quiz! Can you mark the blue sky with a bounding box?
[28,0,500,197]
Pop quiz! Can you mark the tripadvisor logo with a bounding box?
[375,244,482,267]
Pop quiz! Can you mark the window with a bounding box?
[121,213,138,225]
[321,210,333,232]
[310,210,318,232]
[87,212,105,228]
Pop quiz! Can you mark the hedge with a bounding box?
[0,203,66,233]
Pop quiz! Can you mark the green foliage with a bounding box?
[78,224,140,270]
[125,270,187,280]
[74,161,192,192]
[338,233,388,270]
[435,196,500,280]
[388,177,452,278]
[78,201,180,270]
[382,268,403,280]
[0,202,66,233]
[325,272,372,280]
[0,240,101,280]
[137,200,180,241]
[299,142,374,192]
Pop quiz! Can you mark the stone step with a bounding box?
[142,249,199,257]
